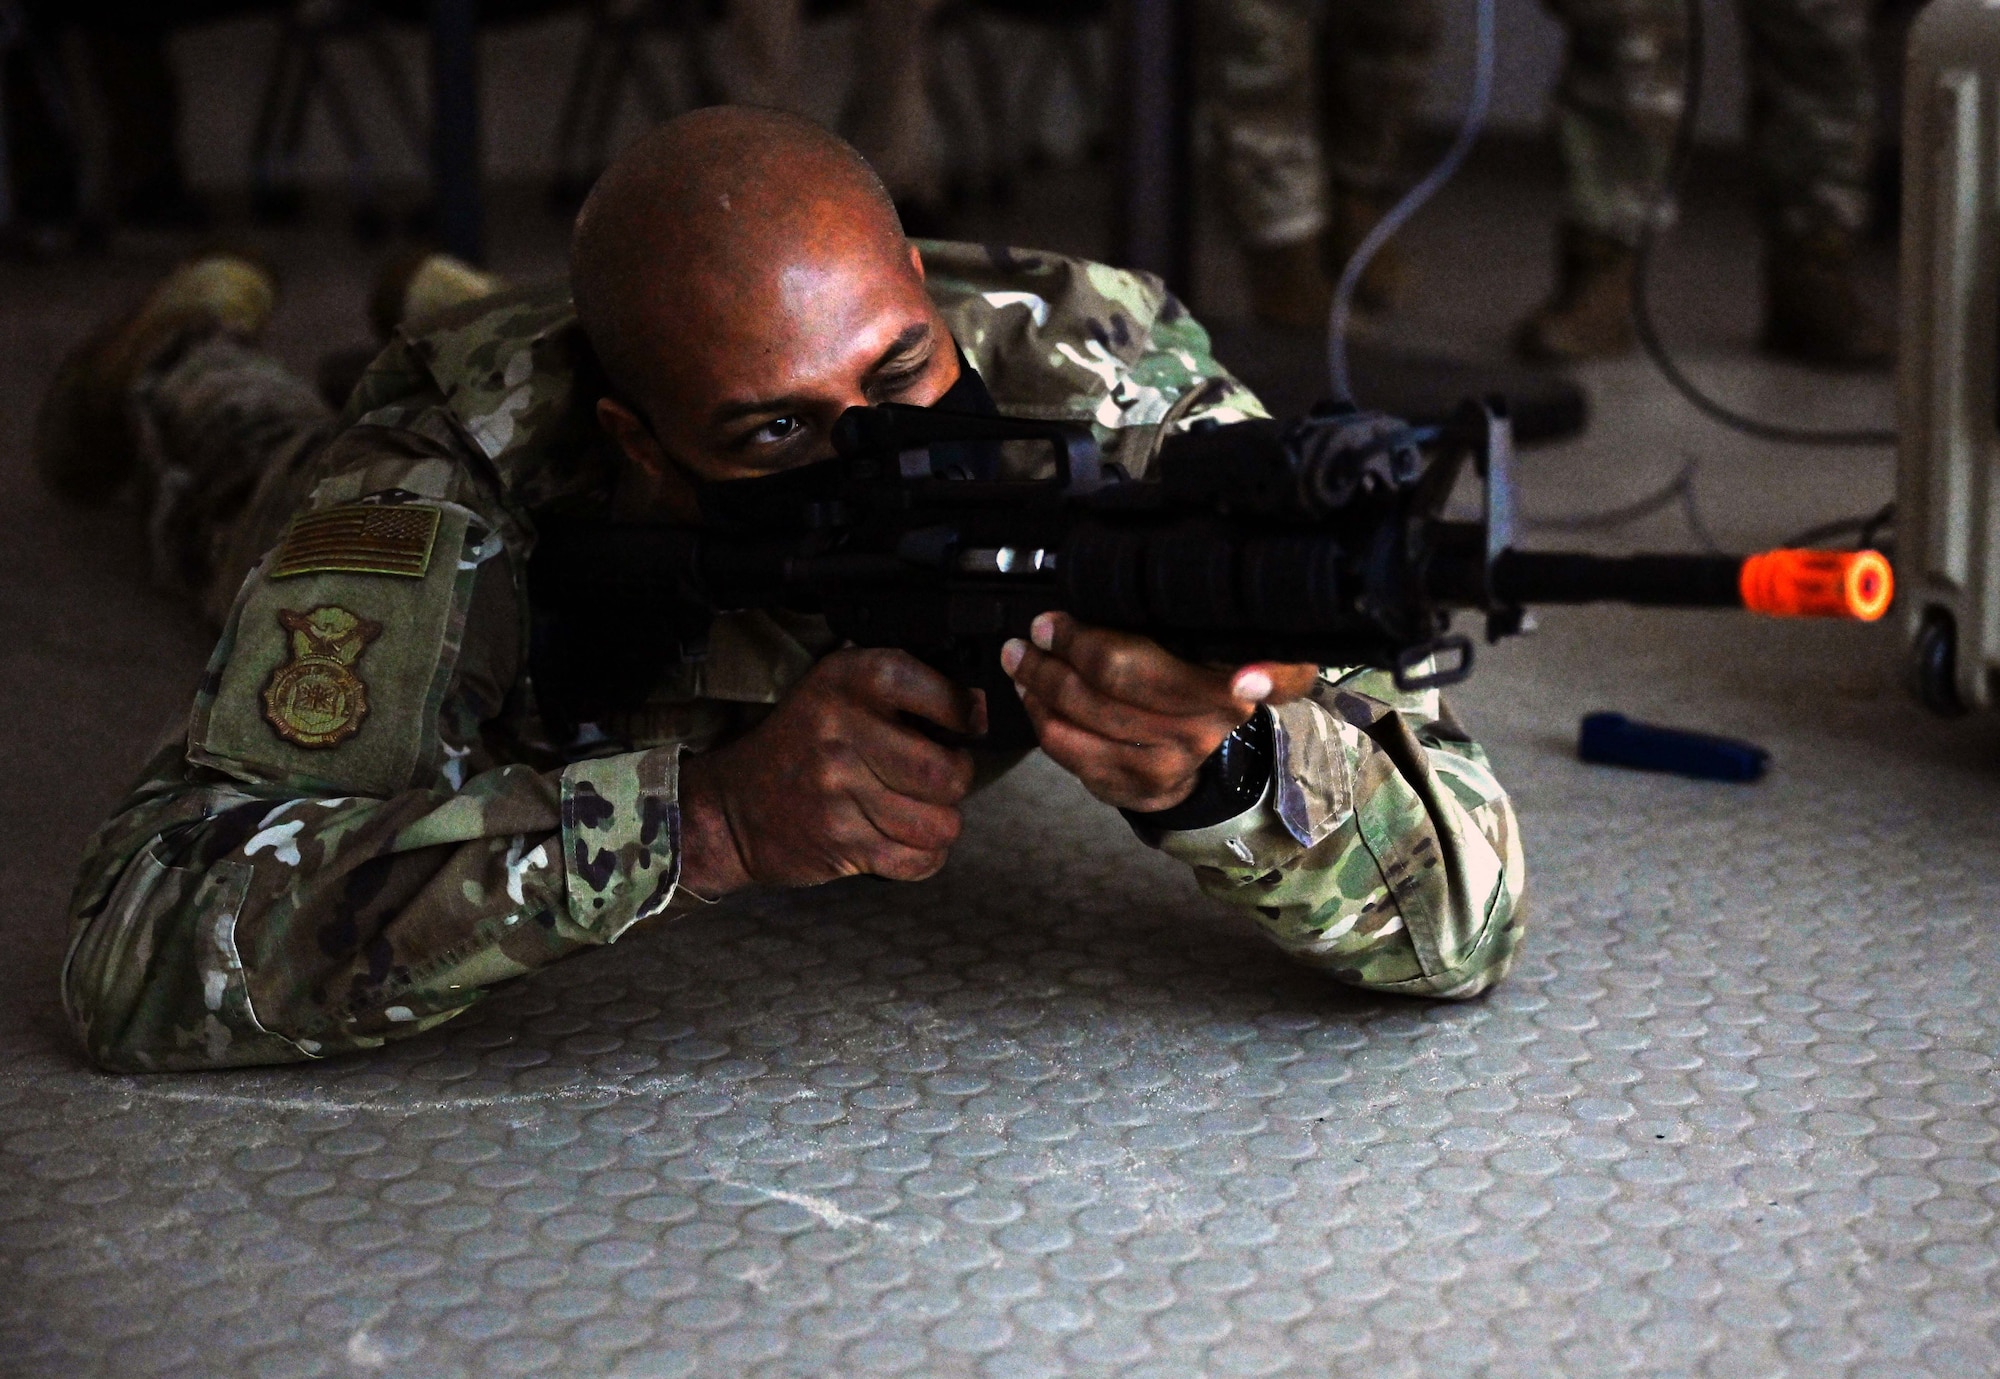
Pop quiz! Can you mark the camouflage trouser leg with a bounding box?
[1321,0,1441,200]
[1541,0,1687,247]
[1739,0,1874,238]
[1200,0,1441,248]
[134,332,336,627]
[1199,0,1325,248]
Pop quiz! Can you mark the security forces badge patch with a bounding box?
[190,496,470,793]
[262,605,383,748]
[253,501,442,749]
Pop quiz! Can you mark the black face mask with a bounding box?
[692,345,1005,529]
[935,343,999,414]
[922,345,1005,481]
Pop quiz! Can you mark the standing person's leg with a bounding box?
[1739,0,1890,366]
[847,0,948,228]
[1515,0,1685,361]
[1319,0,1441,312]
[1198,0,1330,330]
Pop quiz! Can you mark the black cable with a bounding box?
[1779,500,1897,551]
[1630,0,1897,449]
[1519,454,1721,552]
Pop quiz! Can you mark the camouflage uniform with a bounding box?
[61,241,1527,1072]
[1546,0,1876,245]
[1198,0,1442,248]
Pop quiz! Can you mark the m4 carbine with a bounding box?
[530,402,1892,748]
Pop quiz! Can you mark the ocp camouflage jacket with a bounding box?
[63,241,1526,1071]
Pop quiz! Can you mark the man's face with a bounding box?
[631,242,961,484]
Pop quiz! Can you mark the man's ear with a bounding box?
[597,396,668,478]
[598,396,702,522]
[908,242,926,282]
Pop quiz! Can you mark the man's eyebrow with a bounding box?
[865,322,934,376]
[709,392,815,428]
[706,323,935,430]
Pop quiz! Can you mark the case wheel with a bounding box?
[1914,608,1968,716]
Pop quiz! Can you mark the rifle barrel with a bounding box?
[1491,551,1743,607]
[1491,548,1892,621]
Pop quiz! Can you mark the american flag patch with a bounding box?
[270,504,442,580]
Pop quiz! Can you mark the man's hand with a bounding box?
[1001,612,1319,814]
[679,649,984,893]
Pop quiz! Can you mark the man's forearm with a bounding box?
[65,746,691,1071]
[1152,677,1526,998]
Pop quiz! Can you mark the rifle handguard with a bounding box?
[526,402,1897,749]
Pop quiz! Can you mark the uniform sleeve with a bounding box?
[1151,670,1526,999]
[61,494,696,1072]
[915,239,1268,476]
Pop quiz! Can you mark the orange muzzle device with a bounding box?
[1738,549,1893,621]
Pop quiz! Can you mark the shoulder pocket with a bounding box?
[189,499,495,796]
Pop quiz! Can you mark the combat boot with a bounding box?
[1324,190,1404,314]
[1513,224,1638,363]
[368,250,506,340]
[1760,228,1893,370]
[1243,235,1335,333]
[34,253,277,504]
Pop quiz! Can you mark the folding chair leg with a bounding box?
[668,0,724,107]
[359,27,425,157]
[580,34,633,186]
[251,23,306,216]
[254,43,318,219]
[0,58,13,232]
[623,26,680,124]
[313,45,389,236]
[552,27,610,206]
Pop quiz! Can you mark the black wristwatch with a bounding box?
[1121,707,1275,842]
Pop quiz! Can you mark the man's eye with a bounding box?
[749,416,804,446]
[871,366,928,402]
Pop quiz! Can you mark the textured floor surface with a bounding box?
[7,148,1996,1379]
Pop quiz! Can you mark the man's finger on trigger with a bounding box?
[850,713,976,804]
[858,649,981,734]
[850,778,965,852]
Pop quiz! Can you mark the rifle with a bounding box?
[528,401,1892,749]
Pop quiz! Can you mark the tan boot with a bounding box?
[368,250,506,340]
[1513,224,1638,363]
[1324,191,1404,314]
[1243,236,1335,333]
[1760,228,1894,370]
[34,253,278,504]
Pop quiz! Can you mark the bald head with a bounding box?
[572,108,930,427]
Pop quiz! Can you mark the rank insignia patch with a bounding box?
[270,504,441,580]
[262,605,383,748]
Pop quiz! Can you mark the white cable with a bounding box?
[1327,0,1497,403]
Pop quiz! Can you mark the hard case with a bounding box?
[1898,0,2000,712]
